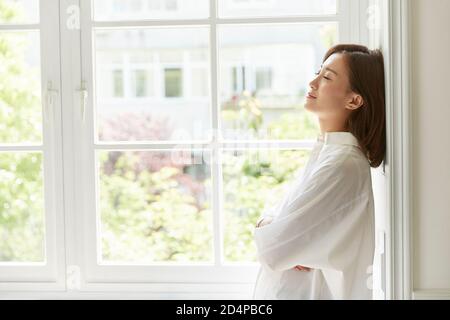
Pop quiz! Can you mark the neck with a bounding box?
[318,118,348,135]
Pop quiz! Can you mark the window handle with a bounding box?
[77,81,88,123]
[66,265,81,291]
[45,81,59,124]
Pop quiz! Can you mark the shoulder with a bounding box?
[311,147,355,176]
[316,144,369,169]
[309,147,371,190]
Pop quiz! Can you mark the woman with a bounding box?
[252,44,386,300]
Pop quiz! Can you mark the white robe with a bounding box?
[252,131,375,300]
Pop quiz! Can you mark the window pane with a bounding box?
[164,68,182,97]
[0,152,45,262]
[95,28,211,142]
[222,149,310,263]
[255,67,272,91]
[97,150,213,264]
[0,31,42,144]
[219,0,336,18]
[219,23,337,140]
[93,0,209,21]
[113,69,124,97]
[0,0,39,24]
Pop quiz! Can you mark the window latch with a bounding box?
[77,81,88,123]
[45,81,59,124]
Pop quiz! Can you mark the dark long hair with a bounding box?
[323,44,386,168]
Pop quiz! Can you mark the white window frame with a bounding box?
[0,0,413,300]
[0,0,65,291]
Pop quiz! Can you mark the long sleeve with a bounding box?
[253,155,372,273]
[258,142,322,221]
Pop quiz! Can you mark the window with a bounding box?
[221,0,336,17]
[231,66,246,93]
[0,0,39,24]
[94,27,210,142]
[255,67,272,91]
[230,66,273,95]
[94,0,209,21]
[1,0,393,299]
[85,0,339,283]
[164,68,183,97]
[0,4,44,262]
[112,70,124,97]
[0,0,64,284]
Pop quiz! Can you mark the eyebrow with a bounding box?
[325,67,338,76]
[320,65,339,76]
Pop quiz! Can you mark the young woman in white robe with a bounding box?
[253,44,386,300]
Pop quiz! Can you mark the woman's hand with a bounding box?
[255,217,273,228]
[294,265,311,272]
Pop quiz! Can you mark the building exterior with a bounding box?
[94,0,335,140]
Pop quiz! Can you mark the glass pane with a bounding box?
[164,68,182,97]
[93,0,209,21]
[219,0,336,18]
[98,149,213,264]
[218,23,337,140]
[0,31,42,144]
[95,28,211,142]
[0,0,39,24]
[0,152,45,262]
[112,69,124,97]
[222,149,310,263]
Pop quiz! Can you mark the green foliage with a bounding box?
[221,92,319,140]
[99,151,213,263]
[0,0,20,23]
[222,149,310,262]
[0,153,44,261]
[0,1,44,262]
[268,109,319,140]
[0,25,41,143]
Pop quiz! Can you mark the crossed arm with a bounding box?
[255,217,312,272]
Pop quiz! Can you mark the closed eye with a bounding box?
[315,70,331,80]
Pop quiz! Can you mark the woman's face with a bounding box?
[305,53,363,122]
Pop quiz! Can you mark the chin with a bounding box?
[304,101,314,111]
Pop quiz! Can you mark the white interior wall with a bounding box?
[411,0,450,298]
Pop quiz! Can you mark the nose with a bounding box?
[309,76,318,91]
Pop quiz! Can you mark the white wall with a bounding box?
[411,0,450,298]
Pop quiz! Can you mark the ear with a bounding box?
[345,94,364,111]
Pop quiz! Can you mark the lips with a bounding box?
[307,92,317,99]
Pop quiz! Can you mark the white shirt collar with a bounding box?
[316,131,360,147]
